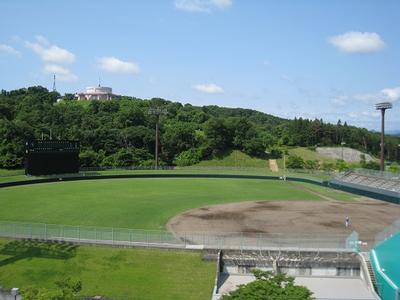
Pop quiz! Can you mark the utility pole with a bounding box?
[148,107,168,169]
[375,102,393,171]
[341,141,346,161]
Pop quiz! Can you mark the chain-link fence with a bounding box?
[0,220,358,252]
[374,218,400,247]
[352,168,400,181]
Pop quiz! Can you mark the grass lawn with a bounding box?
[0,238,215,300]
[287,147,336,163]
[195,150,269,168]
[0,178,327,229]
[0,169,25,176]
[290,182,357,202]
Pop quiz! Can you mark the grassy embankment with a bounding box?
[0,238,215,300]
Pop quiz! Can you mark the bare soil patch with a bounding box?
[167,199,400,244]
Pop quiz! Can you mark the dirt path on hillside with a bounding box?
[269,159,279,172]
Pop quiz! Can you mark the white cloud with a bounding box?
[35,35,50,46]
[347,111,380,119]
[280,74,294,84]
[0,44,21,57]
[25,36,75,64]
[43,64,78,81]
[328,31,385,54]
[97,57,140,75]
[331,95,348,106]
[262,60,270,66]
[174,0,232,12]
[351,86,400,104]
[210,0,232,8]
[193,83,224,94]
[353,93,381,104]
[381,86,400,102]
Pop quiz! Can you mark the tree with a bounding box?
[1,86,400,169]
[221,270,314,300]
[174,148,202,166]
[79,150,100,167]
[204,118,232,156]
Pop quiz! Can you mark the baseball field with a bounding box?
[1,177,399,299]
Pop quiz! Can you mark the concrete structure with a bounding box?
[76,85,115,101]
[0,288,21,300]
[210,249,379,300]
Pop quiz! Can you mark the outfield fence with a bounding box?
[374,218,400,247]
[0,221,359,252]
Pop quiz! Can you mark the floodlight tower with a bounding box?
[375,102,393,171]
[52,74,56,92]
[148,107,168,169]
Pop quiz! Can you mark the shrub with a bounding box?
[335,159,349,172]
[361,160,380,170]
[304,160,319,170]
[322,162,334,171]
[286,155,305,169]
[388,162,400,173]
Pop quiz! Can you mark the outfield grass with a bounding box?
[0,178,326,229]
[0,238,215,300]
[290,181,357,202]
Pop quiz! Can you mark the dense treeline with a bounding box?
[0,86,399,169]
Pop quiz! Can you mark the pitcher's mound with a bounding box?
[167,199,400,244]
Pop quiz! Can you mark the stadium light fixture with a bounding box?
[375,102,393,171]
[148,107,168,169]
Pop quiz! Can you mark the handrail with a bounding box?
[371,249,399,300]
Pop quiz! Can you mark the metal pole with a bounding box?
[155,115,159,169]
[283,153,286,180]
[380,109,385,171]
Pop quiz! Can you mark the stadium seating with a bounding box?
[331,169,400,195]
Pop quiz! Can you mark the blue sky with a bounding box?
[0,0,399,131]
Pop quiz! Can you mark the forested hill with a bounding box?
[0,86,399,169]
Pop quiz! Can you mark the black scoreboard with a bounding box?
[25,140,80,175]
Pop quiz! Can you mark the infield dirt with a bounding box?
[167,198,400,245]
